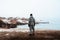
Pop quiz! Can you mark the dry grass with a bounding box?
[0,30,60,40]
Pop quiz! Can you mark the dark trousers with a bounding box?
[29,26,35,34]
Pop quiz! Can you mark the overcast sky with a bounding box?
[0,0,60,21]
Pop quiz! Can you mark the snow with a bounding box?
[0,28,29,32]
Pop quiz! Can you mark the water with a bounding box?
[17,23,60,30]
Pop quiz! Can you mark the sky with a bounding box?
[0,0,60,22]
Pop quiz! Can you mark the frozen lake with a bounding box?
[17,23,60,30]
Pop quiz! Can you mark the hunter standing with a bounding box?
[28,14,35,34]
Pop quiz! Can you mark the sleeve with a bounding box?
[28,18,30,27]
[34,18,35,26]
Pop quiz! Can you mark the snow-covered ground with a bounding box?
[0,28,29,32]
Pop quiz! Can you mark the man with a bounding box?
[28,14,35,35]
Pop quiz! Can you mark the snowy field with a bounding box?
[0,28,29,32]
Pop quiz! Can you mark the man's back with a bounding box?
[28,16,35,27]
